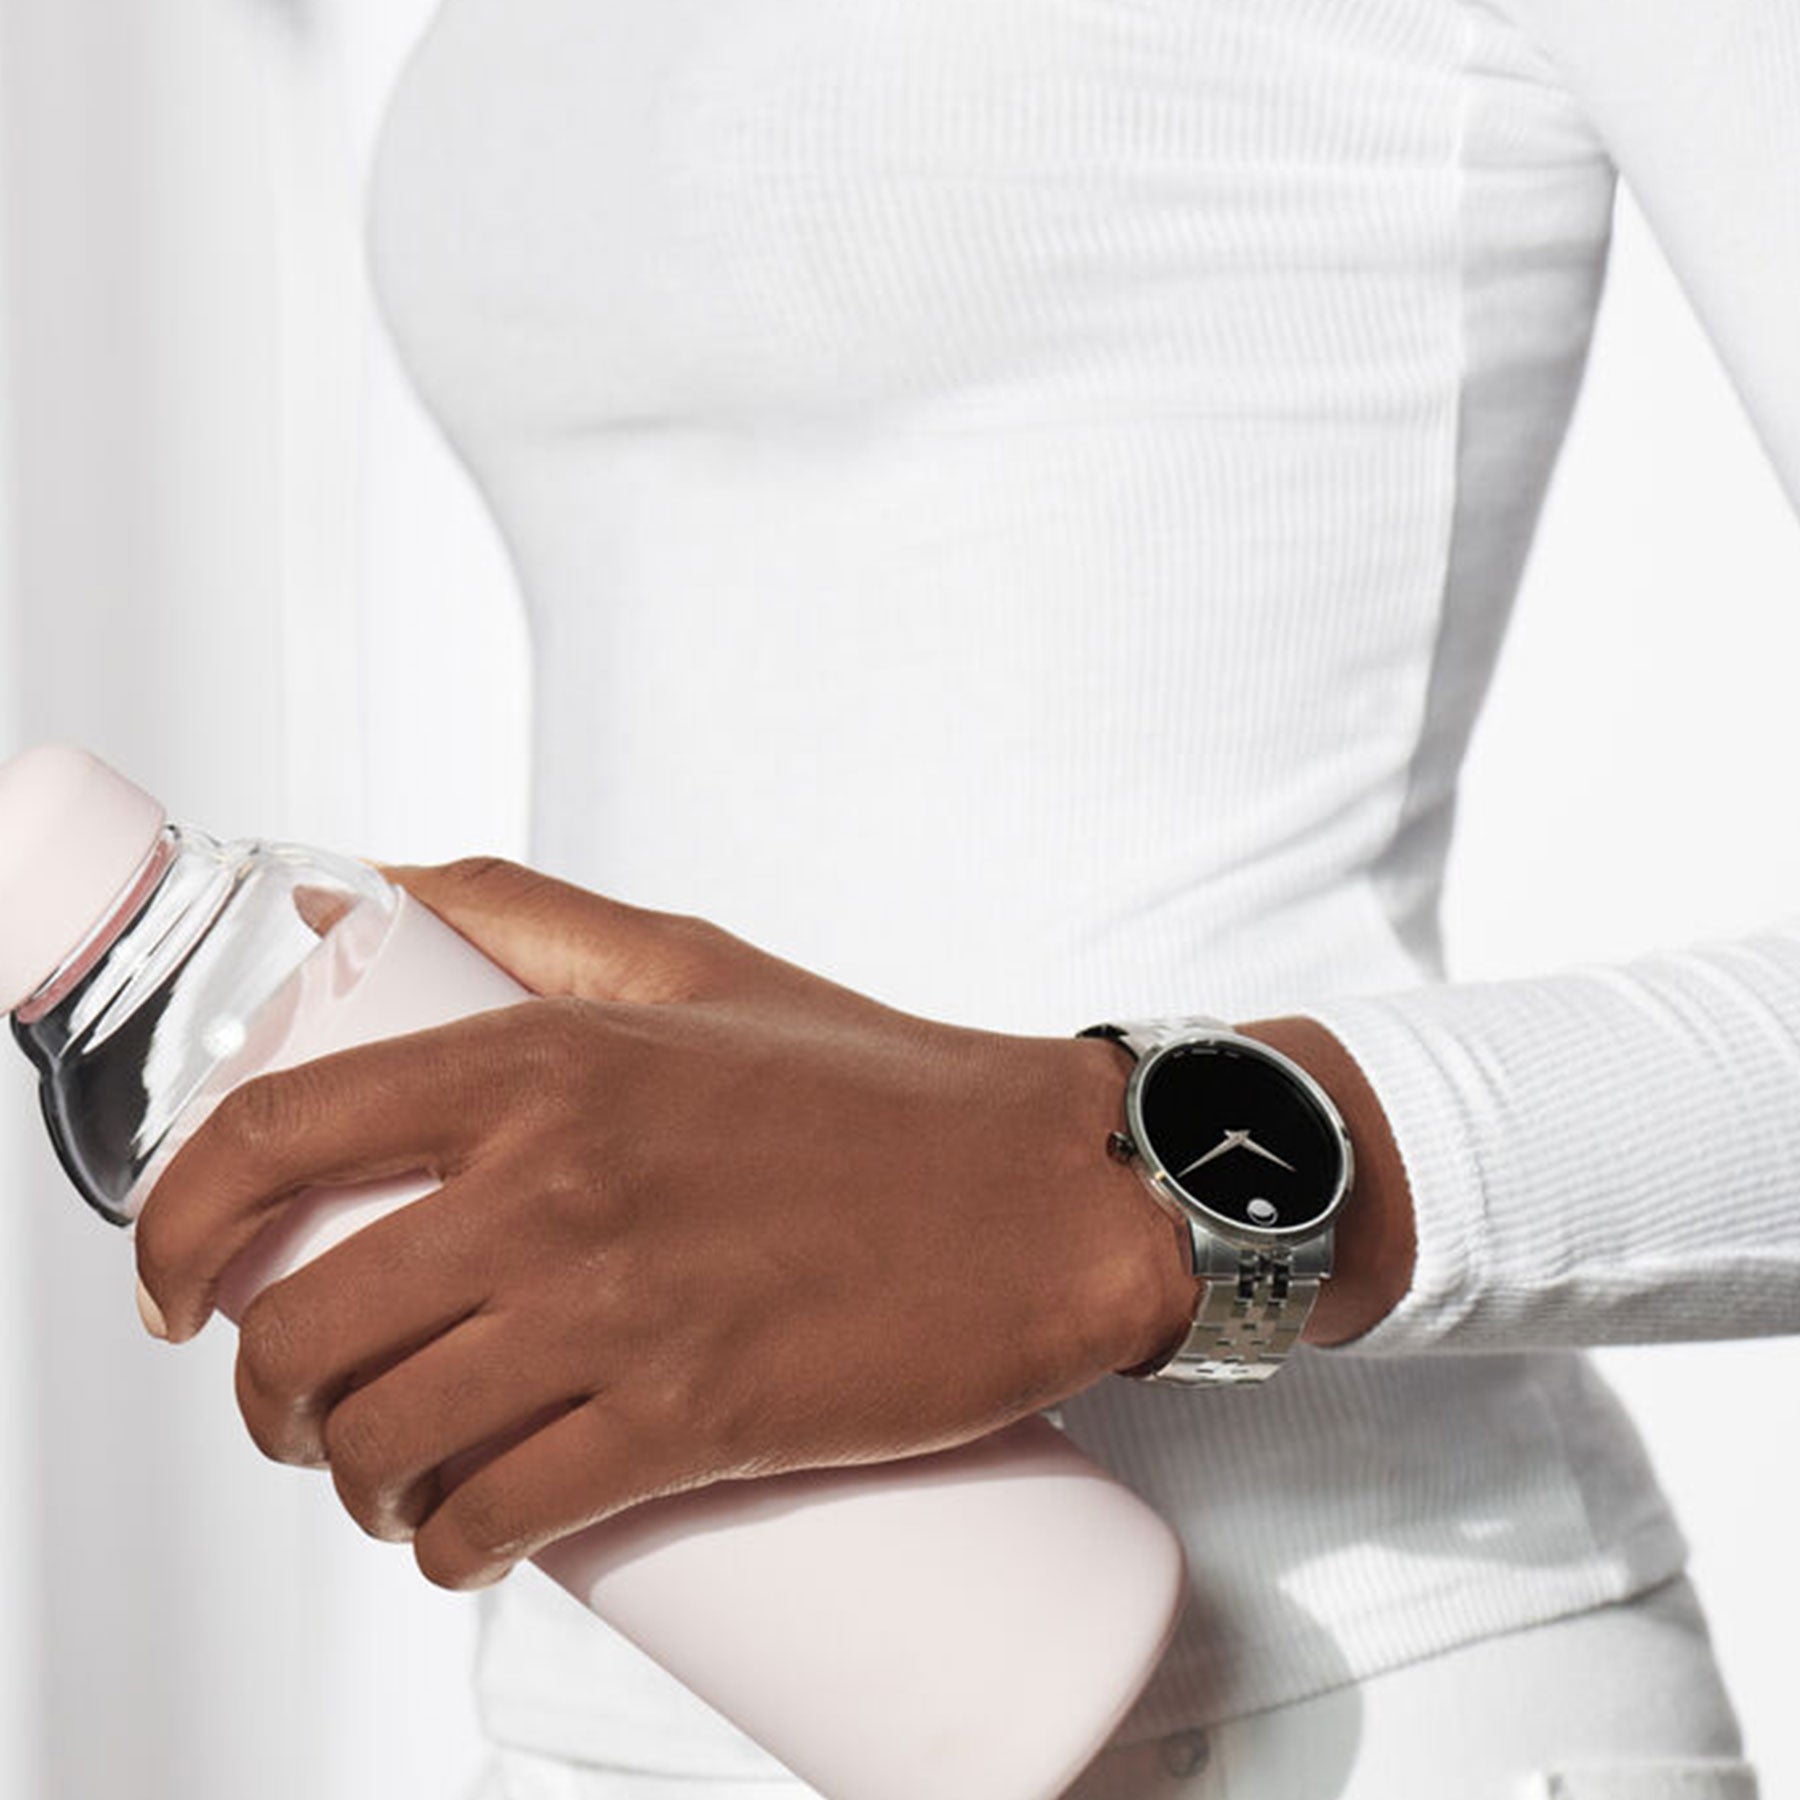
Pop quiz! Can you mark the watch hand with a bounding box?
[1238,1134,1296,1173]
[1176,1128,1249,1178]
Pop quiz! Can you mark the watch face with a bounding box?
[1136,1039,1348,1236]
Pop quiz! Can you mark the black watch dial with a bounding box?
[1136,1039,1348,1235]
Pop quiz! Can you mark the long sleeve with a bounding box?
[1300,0,1800,1356]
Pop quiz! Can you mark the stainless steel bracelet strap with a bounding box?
[1142,1226,1333,1385]
[1080,1014,1334,1387]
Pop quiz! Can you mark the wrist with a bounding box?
[1059,1033,1205,1376]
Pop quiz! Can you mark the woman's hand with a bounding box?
[131,857,1194,1592]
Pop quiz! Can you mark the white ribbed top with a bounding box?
[364,0,1800,1775]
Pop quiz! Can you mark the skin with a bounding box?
[132,855,1414,1594]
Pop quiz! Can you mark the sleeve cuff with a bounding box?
[1289,913,1800,1353]
[1285,990,1489,1356]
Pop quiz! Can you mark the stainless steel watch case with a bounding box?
[1080,1013,1356,1387]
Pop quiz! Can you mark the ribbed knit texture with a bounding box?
[363,0,1799,1775]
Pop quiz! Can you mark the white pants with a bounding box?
[464,1573,1759,1800]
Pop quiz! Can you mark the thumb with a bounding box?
[355,854,727,1003]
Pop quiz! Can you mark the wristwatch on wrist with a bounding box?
[1076,1014,1355,1387]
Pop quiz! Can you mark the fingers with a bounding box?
[373,855,740,1005]
[135,1001,547,1343]
[231,1169,503,1469]
[311,1311,588,1546]
[411,1393,698,1592]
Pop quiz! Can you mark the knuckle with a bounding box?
[533,996,593,1062]
[536,1150,597,1222]
[535,1158,627,1259]
[234,1343,317,1465]
[454,1481,517,1559]
[665,911,731,953]
[323,1400,408,1541]
[442,854,524,888]
[576,1242,631,1312]
[511,1002,588,1102]
[649,914,739,1001]
[213,1072,302,1163]
[321,1393,387,1486]
[412,1527,478,1593]
[642,1335,752,1475]
[236,1291,309,1401]
[632,1361,718,1461]
[416,1485,517,1591]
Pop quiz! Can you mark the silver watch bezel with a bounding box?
[1118,1024,1356,1256]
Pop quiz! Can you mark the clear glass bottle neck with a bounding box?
[9,822,392,1228]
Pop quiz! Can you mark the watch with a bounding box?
[1076,1014,1355,1387]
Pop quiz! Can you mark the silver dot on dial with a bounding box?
[1247,1197,1279,1225]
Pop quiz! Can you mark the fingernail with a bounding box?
[136,1276,168,1340]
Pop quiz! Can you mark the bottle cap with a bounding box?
[0,743,168,1015]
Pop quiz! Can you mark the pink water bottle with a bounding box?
[0,742,1187,1800]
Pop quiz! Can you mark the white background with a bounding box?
[0,2,1794,1795]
